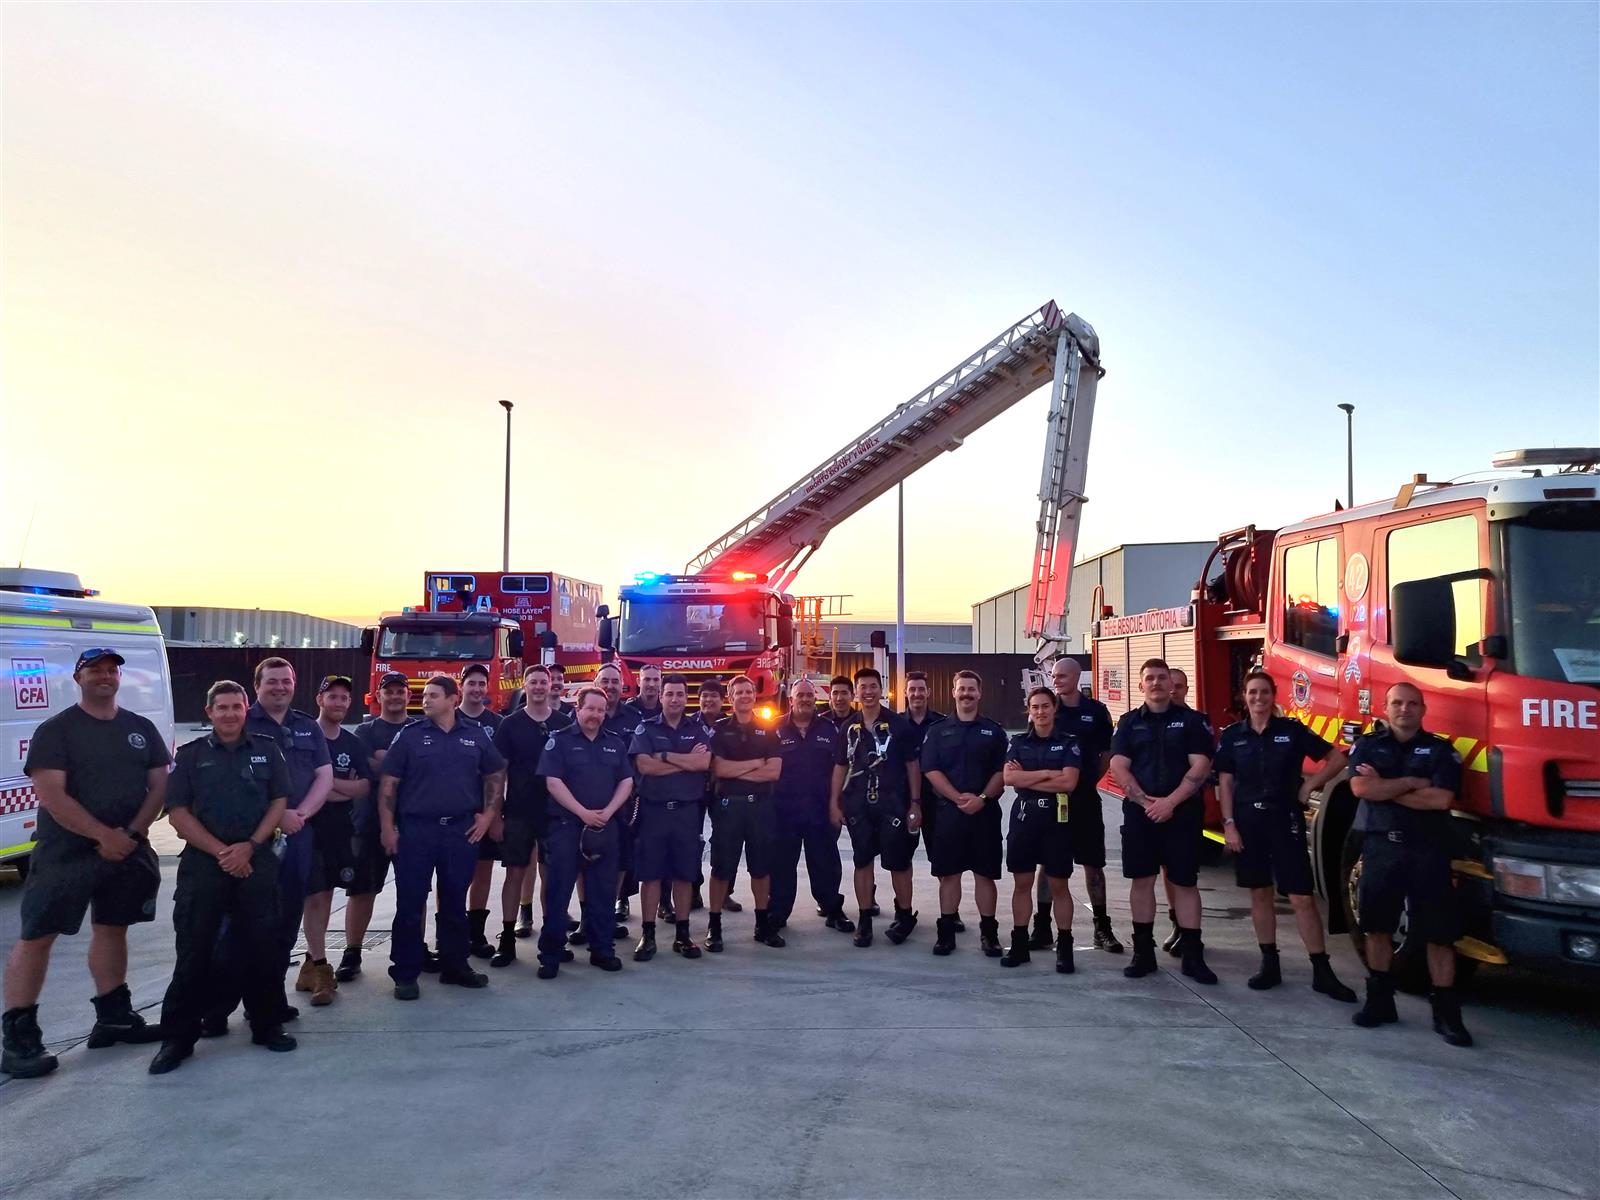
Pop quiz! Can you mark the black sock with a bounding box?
[1309,951,1330,967]
[941,911,958,921]
[859,907,871,924]
[1259,943,1279,955]
[641,921,655,935]
[675,919,691,939]
[895,905,913,920]
[755,908,768,923]
[1012,925,1028,940]
[709,913,722,934]
[1092,905,1108,921]
[1132,920,1155,946]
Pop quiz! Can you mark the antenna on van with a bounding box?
[16,502,38,568]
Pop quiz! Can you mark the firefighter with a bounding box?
[707,676,784,950]
[536,686,635,977]
[622,664,664,726]
[627,674,709,960]
[829,667,920,947]
[620,664,664,920]
[3,649,169,1080]
[1347,683,1472,1046]
[379,675,506,1000]
[549,663,575,716]
[492,664,574,964]
[690,679,736,912]
[1159,666,1210,955]
[1001,687,1082,972]
[821,675,856,730]
[335,671,412,982]
[1109,658,1217,983]
[298,676,370,1007]
[148,681,294,1075]
[459,663,507,961]
[770,678,854,935]
[900,671,948,907]
[206,657,332,1035]
[1216,669,1356,1001]
[593,663,636,931]
[920,670,1009,957]
[1037,657,1120,953]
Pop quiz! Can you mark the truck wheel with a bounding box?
[9,855,29,882]
[1340,831,1430,993]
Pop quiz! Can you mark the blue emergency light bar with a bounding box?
[628,570,768,587]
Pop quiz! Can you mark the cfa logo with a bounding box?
[128,732,147,750]
[1521,698,1598,730]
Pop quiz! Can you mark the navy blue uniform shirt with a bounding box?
[774,714,838,825]
[538,725,632,813]
[900,708,946,759]
[920,714,1009,797]
[1214,716,1331,810]
[381,715,506,819]
[621,698,662,728]
[247,702,330,809]
[1110,704,1214,798]
[1006,729,1082,805]
[1054,694,1114,772]
[1348,726,1461,835]
[629,714,710,806]
[711,715,779,799]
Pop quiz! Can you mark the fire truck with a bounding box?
[361,570,604,714]
[1090,448,1600,986]
[605,300,1103,706]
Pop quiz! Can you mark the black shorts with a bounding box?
[1233,804,1314,895]
[19,837,161,940]
[634,802,702,883]
[710,793,778,880]
[307,804,358,894]
[929,799,1003,880]
[344,832,391,897]
[1120,798,1203,887]
[1067,786,1107,868]
[496,814,540,869]
[1006,794,1075,879]
[843,804,916,872]
[1357,832,1457,945]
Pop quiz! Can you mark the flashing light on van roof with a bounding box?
[730,571,758,582]
[633,571,661,584]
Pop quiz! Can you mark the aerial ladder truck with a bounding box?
[602,299,1103,706]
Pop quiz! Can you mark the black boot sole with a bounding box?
[1,1052,59,1078]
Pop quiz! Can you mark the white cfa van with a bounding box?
[0,569,174,875]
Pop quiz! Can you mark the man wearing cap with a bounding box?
[513,663,573,930]
[536,686,634,977]
[335,670,412,982]
[205,656,331,1034]
[297,675,371,1007]
[380,675,506,1000]
[460,663,509,961]
[2,649,169,1080]
[148,680,296,1074]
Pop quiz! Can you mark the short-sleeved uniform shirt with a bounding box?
[834,710,917,812]
[711,715,779,798]
[537,725,632,812]
[494,706,574,819]
[1053,694,1114,795]
[381,716,507,819]
[23,706,171,852]
[919,716,1010,801]
[319,726,374,832]
[1213,717,1331,812]
[246,703,330,810]
[166,731,291,843]
[355,716,411,768]
[900,708,946,758]
[459,706,504,736]
[1110,704,1215,800]
[1006,728,1082,805]
[774,715,838,827]
[1348,726,1461,836]
[629,715,710,806]
[621,699,662,728]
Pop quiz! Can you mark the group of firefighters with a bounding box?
[2,645,1474,1081]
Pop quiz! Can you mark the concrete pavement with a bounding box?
[2,795,1596,1200]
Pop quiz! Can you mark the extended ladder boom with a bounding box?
[688,301,1102,596]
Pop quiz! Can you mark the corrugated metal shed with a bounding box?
[153,606,364,649]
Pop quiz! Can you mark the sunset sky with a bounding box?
[3,4,1595,626]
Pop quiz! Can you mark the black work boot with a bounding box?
[2,1006,58,1079]
[978,916,1003,958]
[703,913,724,954]
[491,925,518,968]
[421,945,442,973]
[1028,910,1055,950]
[853,912,874,948]
[1310,953,1357,1002]
[885,906,918,944]
[1161,911,1182,955]
[1000,926,1032,968]
[951,915,966,933]
[468,909,494,960]
[634,922,658,962]
[754,910,786,948]
[334,946,362,982]
[1248,945,1282,991]
[1179,928,1218,984]
[932,915,957,956]
[147,1040,193,1075]
[1093,913,1125,954]
[1123,922,1158,978]
[87,984,162,1048]
[515,902,535,939]
[1430,988,1474,1047]
[673,920,702,959]
[1351,971,1399,1027]
[616,897,631,920]
[1056,931,1076,974]
[825,898,856,934]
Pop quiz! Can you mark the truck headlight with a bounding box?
[1493,857,1600,906]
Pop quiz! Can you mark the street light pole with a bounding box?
[895,481,906,703]
[1337,403,1355,508]
[499,400,514,570]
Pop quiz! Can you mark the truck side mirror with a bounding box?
[776,614,794,650]
[508,631,524,658]
[1391,577,1456,669]
[598,615,616,652]
[360,627,376,656]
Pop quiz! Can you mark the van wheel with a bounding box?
[9,855,28,882]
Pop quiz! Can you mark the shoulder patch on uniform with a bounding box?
[544,736,556,751]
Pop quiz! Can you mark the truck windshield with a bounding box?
[1504,507,1600,685]
[378,624,496,661]
[619,597,766,655]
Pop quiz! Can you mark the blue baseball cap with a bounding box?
[75,648,126,672]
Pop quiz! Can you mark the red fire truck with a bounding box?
[362,570,605,714]
[1090,448,1600,986]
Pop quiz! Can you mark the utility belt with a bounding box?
[1013,793,1070,823]
[399,812,476,827]
[718,790,769,804]
[642,799,694,812]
